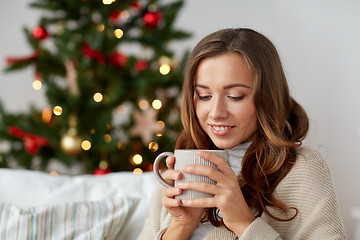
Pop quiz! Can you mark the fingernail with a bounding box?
[177,182,184,187]
[182,199,189,205]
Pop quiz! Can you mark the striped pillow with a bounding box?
[0,197,139,240]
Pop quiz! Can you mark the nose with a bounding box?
[209,97,228,119]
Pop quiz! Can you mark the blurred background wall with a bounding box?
[1,0,359,238]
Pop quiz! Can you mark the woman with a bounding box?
[137,28,346,239]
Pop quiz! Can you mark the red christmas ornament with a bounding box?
[82,42,106,63]
[94,167,112,176]
[144,163,154,171]
[35,72,41,79]
[143,11,162,29]
[32,26,48,40]
[130,2,142,11]
[6,50,40,65]
[8,126,24,138]
[109,51,128,67]
[24,135,41,155]
[109,10,121,24]
[134,60,148,71]
[8,126,49,155]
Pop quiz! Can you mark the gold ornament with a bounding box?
[60,128,83,156]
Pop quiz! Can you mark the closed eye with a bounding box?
[198,95,212,101]
[195,91,212,101]
[228,96,244,101]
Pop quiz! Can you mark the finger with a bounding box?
[177,181,218,195]
[182,164,222,183]
[181,197,215,208]
[163,169,182,181]
[163,169,182,185]
[162,188,182,207]
[163,187,183,198]
[166,155,176,169]
[198,151,233,175]
[162,195,182,208]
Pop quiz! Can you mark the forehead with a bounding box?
[194,53,254,88]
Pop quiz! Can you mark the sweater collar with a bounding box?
[225,142,252,175]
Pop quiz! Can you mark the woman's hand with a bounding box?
[161,155,205,239]
[178,151,255,236]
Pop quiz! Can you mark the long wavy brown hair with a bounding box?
[175,28,309,226]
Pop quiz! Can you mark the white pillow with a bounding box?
[0,169,159,240]
[0,197,138,240]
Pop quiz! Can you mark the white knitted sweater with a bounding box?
[137,147,346,240]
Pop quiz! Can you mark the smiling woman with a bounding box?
[137,28,346,240]
[194,53,258,149]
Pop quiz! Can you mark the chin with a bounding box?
[212,141,238,150]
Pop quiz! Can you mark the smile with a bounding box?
[213,126,231,131]
[209,124,234,136]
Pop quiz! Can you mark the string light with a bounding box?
[97,24,105,32]
[114,29,124,39]
[99,160,109,169]
[104,134,112,143]
[102,0,112,4]
[157,120,165,129]
[117,142,125,150]
[42,107,52,123]
[132,154,143,165]
[148,141,159,152]
[133,168,143,175]
[159,64,171,75]
[32,80,42,90]
[81,140,91,150]
[117,104,128,115]
[138,99,149,110]
[152,99,162,110]
[53,106,63,116]
[156,120,165,136]
[121,10,130,20]
[93,92,103,102]
[49,171,59,175]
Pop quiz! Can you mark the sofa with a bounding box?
[0,168,159,240]
[3,168,359,239]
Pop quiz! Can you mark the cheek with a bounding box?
[194,101,207,121]
[247,108,258,132]
[236,104,257,127]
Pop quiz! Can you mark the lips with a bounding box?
[212,125,231,131]
[209,124,234,136]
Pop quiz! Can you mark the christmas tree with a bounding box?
[0,0,191,174]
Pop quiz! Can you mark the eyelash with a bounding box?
[197,95,244,101]
[228,96,244,101]
[198,95,211,101]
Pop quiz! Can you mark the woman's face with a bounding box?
[194,53,258,149]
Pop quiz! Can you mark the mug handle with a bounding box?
[153,152,174,188]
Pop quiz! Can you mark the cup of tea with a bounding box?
[153,149,228,200]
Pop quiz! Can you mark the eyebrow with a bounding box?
[195,83,250,89]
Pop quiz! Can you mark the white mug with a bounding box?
[153,149,228,200]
